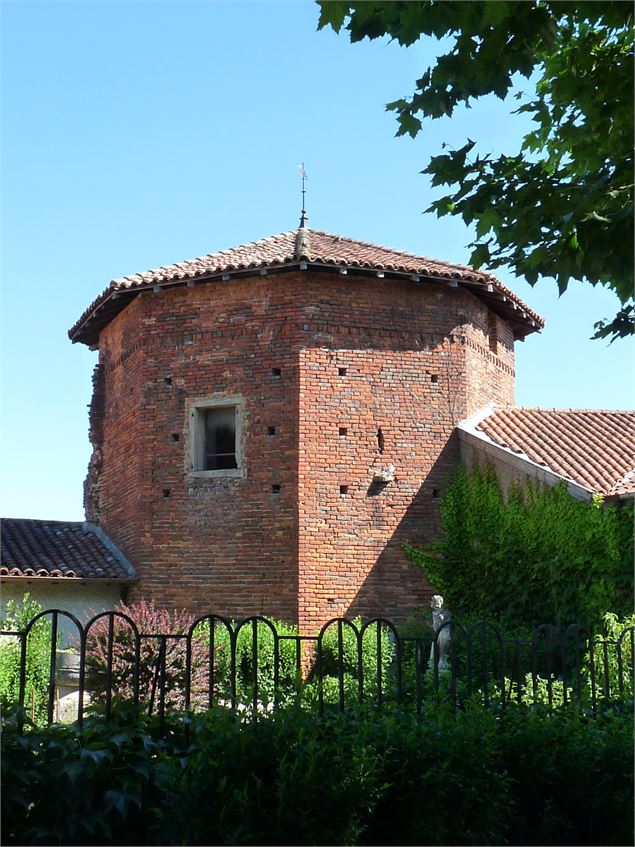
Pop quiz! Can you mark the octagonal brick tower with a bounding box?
[70,227,542,632]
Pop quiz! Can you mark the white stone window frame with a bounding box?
[187,393,246,479]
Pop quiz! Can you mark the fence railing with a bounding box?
[1,609,633,730]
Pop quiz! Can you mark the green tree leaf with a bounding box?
[317,0,634,340]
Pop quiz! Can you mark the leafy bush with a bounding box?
[502,614,634,711]
[405,465,634,628]
[501,707,634,846]
[159,705,382,846]
[220,617,301,705]
[87,607,396,712]
[307,617,396,706]
[361,703,512,846]
[1,699,172,846]
[396,612,634,712]
[85,599,212,712]
[0,595,53,724]
[86,604,304,711]
[2,700,632,846]
[585,612,635,703]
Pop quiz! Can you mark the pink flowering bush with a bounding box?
[85,599,228,712]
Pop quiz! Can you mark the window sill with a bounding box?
[187,468,246,480]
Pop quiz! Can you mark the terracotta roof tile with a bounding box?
[0,519,135,580]
[69,227,543,345]
[475,408,635,496]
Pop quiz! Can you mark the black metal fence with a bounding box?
[1,609,633,730]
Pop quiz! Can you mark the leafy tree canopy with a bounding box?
[318,1,634,341]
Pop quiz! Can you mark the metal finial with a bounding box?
[298,163,308,228]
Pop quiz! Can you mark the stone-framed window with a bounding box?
[188,394,245,478]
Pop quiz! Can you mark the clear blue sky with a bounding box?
[2,0,633,521]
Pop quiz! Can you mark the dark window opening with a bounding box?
[338,367,347,376]
[204,407,237,471]
[164,376,172,386]
[339,426,348,436]
[170,433,180,443]
[271,484,281,493]
[267,426,276,436]
[377,427,385,454]
[432,488,441,498]
[431,374,439,384]
[163,489,171,498]
[340,485,349,495]
[271,367,282,377]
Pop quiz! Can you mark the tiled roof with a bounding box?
[473,408,635,497]
[0,519,136,580]
[69,227,543,345]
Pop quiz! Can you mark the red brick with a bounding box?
[85,270,514,633]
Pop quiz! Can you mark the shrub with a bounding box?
[85,599,212,712]
[395,611,635,712]
[228,617,301,705]
[1,699,172,846]
[86,604,305,711]
[300,618,396,709]
[86,607,396,712]
[3,700,631,846]
[405,465,634,629]
[501,706,634,846]
[361,703,511,846]
[159,705,381,846]
[0,594,52,725]
[585,611,635,703]
[502,613,635,711]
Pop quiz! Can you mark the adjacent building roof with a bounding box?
[0,519,136,580]
[459,407,635,498]
[69,227,544,345]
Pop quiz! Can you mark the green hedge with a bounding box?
[2,701,632,846]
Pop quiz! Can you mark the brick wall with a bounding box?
[91,276,301,621]
[87,269,515,632]
[87,295,148,572]
[462,299,516,414]
[295,275,514,630]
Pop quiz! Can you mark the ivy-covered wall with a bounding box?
[405,465,634,628]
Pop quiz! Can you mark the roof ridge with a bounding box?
[611,467,635,495]
[204,230,297,260]
[1,517,85,526]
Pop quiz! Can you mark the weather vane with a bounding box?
[298,163,308,228]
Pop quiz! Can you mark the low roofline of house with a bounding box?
[0,575,137,584]
[457,411,593,502]
[458,408,635,501]
[0,520,137,581]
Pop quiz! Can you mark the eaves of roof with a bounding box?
[68,228,544,346]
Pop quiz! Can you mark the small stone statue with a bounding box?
[428,594,452,672]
